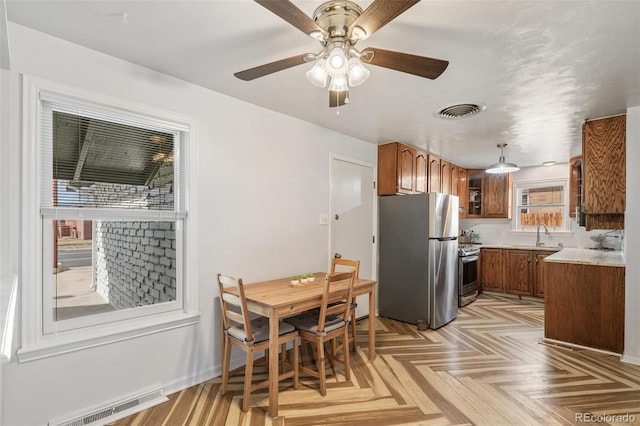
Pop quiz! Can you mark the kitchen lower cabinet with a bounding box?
[505,250,532,295]
[545,262,625,353]
[505,249,556,297]
[480,248,504,292]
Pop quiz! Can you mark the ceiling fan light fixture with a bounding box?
[325,44,349,77]
[328,74,349,92]
[347,57,370,86]
[306,58,329,88]
[486,143,520,174]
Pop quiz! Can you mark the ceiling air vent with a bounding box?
[435,103,486,120]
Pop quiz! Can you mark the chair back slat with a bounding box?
[331,258,360,278]
[217,273,254,342]
[317,270,355,332]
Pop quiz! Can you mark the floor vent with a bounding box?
[49,388,167,426]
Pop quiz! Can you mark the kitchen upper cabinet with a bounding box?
[505,250,532,295]
[378,142,415,195]
[545,262,625,353]
[467,170,484,217]
[484,173,512,218]
[569,156,582,219]
[450,164,459,197]
[481,248,504,292]
[414,149,428,193]
[458,168,468,217]
[582,115,625,230]
[440,159,452,194]
[428,155,441,193]
[465,170,512,218]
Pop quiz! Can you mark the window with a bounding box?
[20,76,198,361]
[514,179,568,232]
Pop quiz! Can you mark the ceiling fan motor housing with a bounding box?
[312,1,363,40]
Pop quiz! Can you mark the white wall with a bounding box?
[623,106,640,364]
[2,23,376,425]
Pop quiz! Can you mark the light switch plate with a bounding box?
[319,213,329,225]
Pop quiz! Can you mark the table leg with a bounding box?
[268,309,279,419]
[368,285,376,361]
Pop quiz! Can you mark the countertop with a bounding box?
[477,244,562,252]
[543,248,625,267]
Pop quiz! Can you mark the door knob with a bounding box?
[334,253,342,259]
[335,214,340,220]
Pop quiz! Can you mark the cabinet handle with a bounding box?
[528,257,532,263]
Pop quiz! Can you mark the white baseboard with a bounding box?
[621,353,640,366]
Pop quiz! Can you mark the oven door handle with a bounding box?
[461,255,479,263]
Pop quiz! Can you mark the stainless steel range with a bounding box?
[458,244,480,307]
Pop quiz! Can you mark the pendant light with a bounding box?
[486,143,520,174]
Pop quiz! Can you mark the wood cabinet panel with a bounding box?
[484,173,512,218]
[505,250,532,295]
[428,155,441,193]
[545,262,624,353]
[481,248,504,292]
[415,150,428,193]
[440,159,452,194]
[533,251,555,297]
[569,156,582,218]
[398,144,415,194]
[583,115,625,213]
[458,168,467,217]
[450,164,459,197]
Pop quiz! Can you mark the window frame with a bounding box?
[513,178,569,232]
[19,75,200,362]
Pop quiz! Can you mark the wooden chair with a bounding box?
[284,271,355,396]
[217,273,299,412]
[331,258,360,352]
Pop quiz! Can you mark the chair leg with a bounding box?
[242,348,254,412]
[316,338,327,396]
[343,328,351,381]
[293,336,299,389]
[221,335,231,395]
[350,309,357,351]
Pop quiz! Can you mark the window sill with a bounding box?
[17,310,200,363]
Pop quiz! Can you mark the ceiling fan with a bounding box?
[234,0,449,107]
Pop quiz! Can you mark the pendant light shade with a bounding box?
[486,143,520,174]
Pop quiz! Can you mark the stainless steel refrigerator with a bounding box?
[378,193,459,329]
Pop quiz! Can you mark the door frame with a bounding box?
[328,153,378,314]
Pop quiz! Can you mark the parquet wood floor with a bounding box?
[109,294,640,425]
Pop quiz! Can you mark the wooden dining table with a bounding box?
[242,272,376,419]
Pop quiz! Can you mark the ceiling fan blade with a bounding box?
[329,91,348,108]
[234,54,309,81]
[349,0,420,39]
[362,47,449,80]
[255,0,327,39]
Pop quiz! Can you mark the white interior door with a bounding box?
[330,155,376,319]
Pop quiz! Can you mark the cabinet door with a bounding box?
[458,168,467,217]
[505,250,533,295]
[414,149,428,193]
[569,156,582,218]
[440,160,452,194]
[450,164,459,197]
[467,170,483,217]
[397,144,415,194]
[481,248,504,292]
[533,251,555,297]
[582,115,625,214]
[484,173,512,218]
[427,155,441,193]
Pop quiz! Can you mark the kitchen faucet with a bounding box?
[536,223,550,247]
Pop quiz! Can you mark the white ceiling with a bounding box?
[6,0,640,169]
